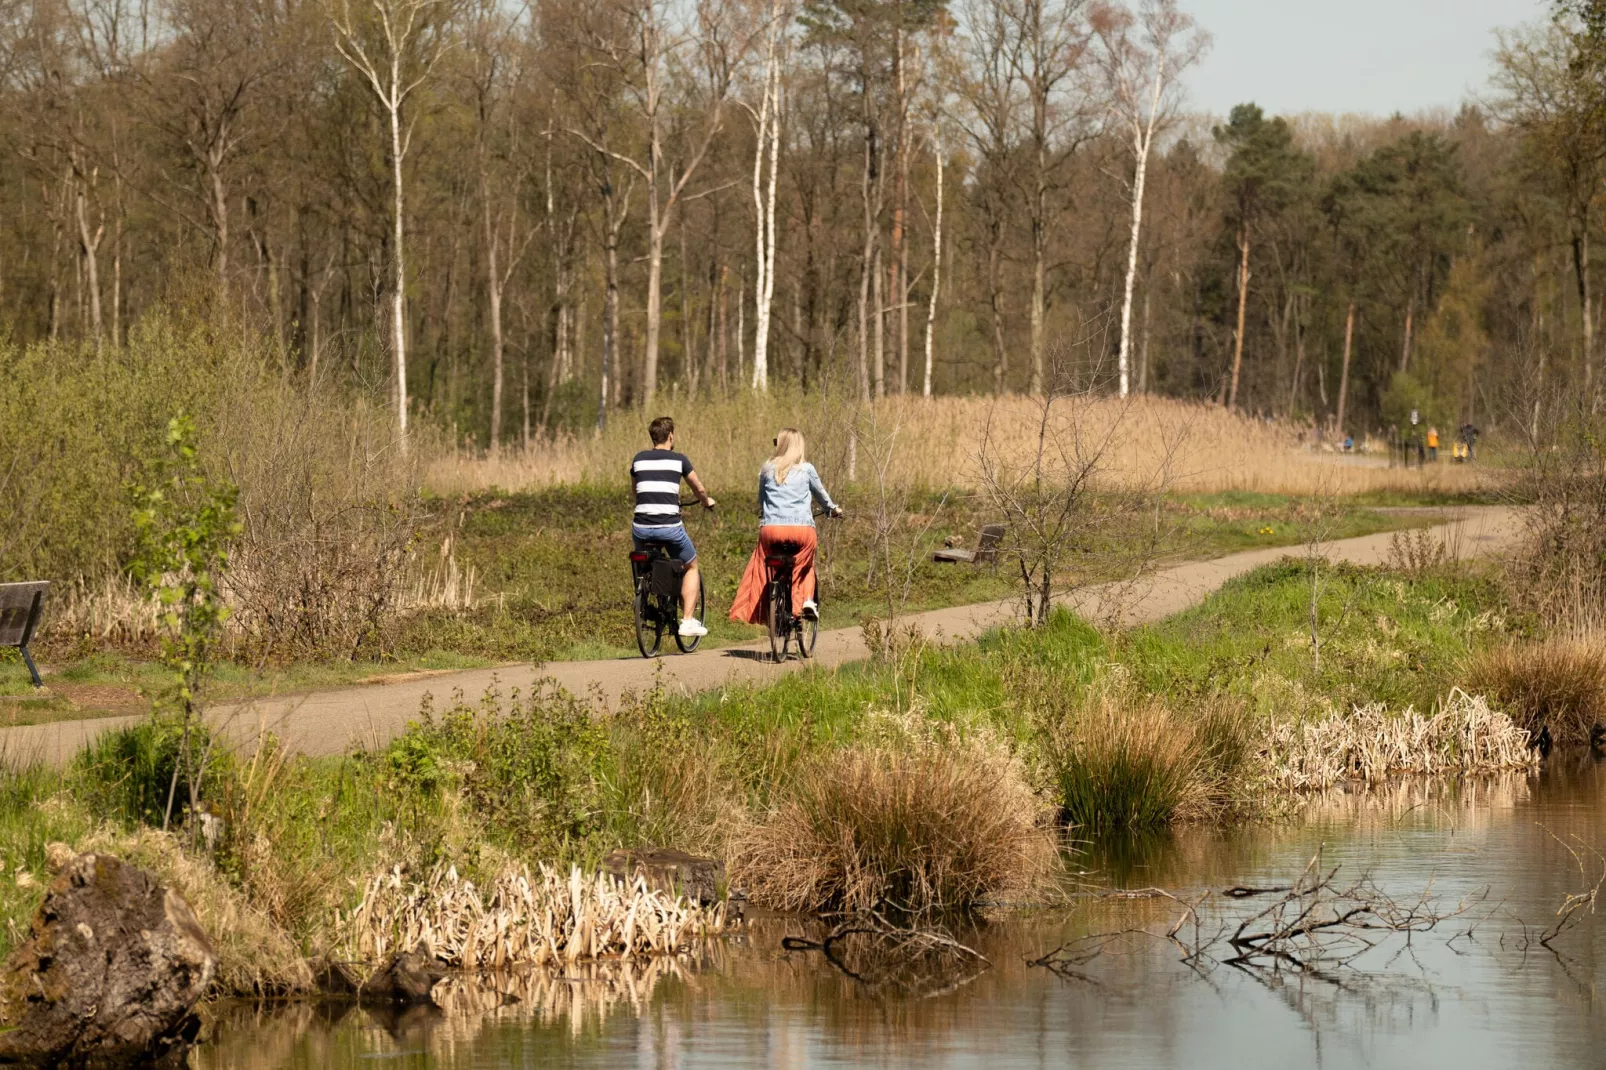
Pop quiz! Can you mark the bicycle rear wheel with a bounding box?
[634,580,663,658]
[766,581,792,661]
[674,576,706,653]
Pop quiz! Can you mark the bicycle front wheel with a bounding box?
[766,583,791,662]
[634,580,663,658]
[674,576,706,653]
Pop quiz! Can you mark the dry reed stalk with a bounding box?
[1261,689,1538,791]
[422,394,1495,497]
[336,862,730,970]
[44,574,165,645]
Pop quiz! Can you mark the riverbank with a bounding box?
[0,525,1581,993]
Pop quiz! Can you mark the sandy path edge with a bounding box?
[0,507,1520,766]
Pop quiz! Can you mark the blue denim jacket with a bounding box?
[759,462,837,527]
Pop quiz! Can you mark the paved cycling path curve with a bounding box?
[0,507,1520,766]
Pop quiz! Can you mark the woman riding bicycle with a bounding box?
[729,428,841,625]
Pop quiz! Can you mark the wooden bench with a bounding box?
[0,581,49,688]
[932,524,1004,566]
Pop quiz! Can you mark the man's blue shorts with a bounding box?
[632,523,697,564]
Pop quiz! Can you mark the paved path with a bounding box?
[0,507,1520,766]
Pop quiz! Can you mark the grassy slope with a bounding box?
[0,488,1434,726]
[0,558,1516,963]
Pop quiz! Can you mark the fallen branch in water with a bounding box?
[1539,828,1606,951]
[1030,850,1484,987]
[782,913,991,997]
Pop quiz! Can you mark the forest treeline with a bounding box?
[5,0,1605,445]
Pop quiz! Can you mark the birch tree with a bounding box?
[746,0,789,392]
[1094,0,1204,398]
[330,0,457,445]
[921,120,943,397]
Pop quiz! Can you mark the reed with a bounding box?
[1261,689,1538,791]
[1465,635,1606,745]
[337,861,731,970]
[728,734,1054,914]
[424,394,1495,497]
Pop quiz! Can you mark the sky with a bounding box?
[1180,0,1548,119]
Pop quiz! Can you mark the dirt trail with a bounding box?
[0,507,1520,766]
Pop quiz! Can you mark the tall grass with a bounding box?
[729,733,1055,913]
[1466,635,1606,744]
[1031,679,1252,836]
[425,393,1495,497]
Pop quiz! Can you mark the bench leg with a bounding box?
[18,645,41,689]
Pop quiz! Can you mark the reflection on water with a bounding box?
[195,761,1606,1069]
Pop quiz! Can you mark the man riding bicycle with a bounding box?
[631,416,716,638]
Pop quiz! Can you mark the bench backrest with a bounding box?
[974,524,1005,564]
[0,581,49,648]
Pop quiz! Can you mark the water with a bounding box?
[196,758,1606,1070]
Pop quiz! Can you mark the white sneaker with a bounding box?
[802,599,819,620]
[678,617,709,638]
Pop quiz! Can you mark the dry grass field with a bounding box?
[425,394,1497,498]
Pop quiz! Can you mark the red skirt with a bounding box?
[729,525,817,625]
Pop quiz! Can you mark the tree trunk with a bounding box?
[1399,275,1417,375]
[1137,282,1152,394]
[484,196,504,454]
[1336,299,1355,435]
[72,168,102,345]
[599,179,621,434]
[857,129,875,402]
[923,136,943,399]
[645,199,664,407]
[987,212,1007,395]
[388,99,409,445]
[1227,222,1250,412]
[1574,223,1593,402]
[1116,134,1152,398]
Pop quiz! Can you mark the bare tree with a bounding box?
[1006,0,1091,397]
[569,0,744,406]
[975,343,1175,625]
[1094,0,1205,398]
[745,0,788,393]
[465,1,538,453]
[330,0,457,446]
[953,0,1024,395]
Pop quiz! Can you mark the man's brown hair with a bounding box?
[648,415,675,445]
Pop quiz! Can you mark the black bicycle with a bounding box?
[629,499,711,659]
[764,507,840,662]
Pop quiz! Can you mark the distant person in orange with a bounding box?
[1426,425,1439,462]
[730,428,841,625]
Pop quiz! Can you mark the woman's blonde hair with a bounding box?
[766,427,806,484]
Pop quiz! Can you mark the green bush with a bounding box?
[386,686,611,856]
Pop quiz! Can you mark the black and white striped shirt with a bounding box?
[630,449,694,527]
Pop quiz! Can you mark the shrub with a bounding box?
[1466,635,1606,745]
[728,733,1054,914]
[385,685,610,857]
